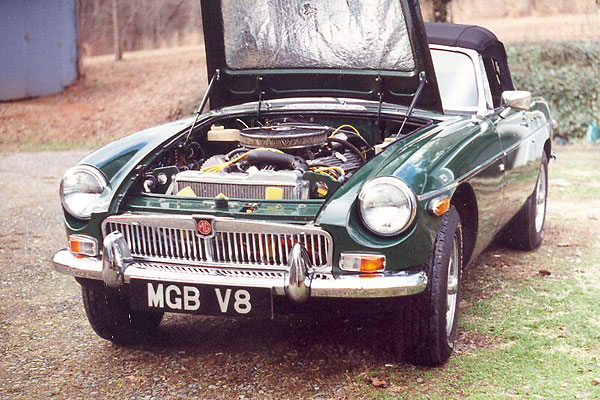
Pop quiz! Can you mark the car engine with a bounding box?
[144,122,371,200]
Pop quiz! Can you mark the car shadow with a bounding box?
[126,298,403,371]
[105,245,521,373]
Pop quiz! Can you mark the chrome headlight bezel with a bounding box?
[59,165,108,220]
[358,176,417,237]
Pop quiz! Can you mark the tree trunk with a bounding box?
[112,0,122,61]
[521,0,536,16]
[432,0,451,23]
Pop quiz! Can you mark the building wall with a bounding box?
[0,0,79,101]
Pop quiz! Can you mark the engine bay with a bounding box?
[140,114,429,201]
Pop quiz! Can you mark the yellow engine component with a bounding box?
[265,186,285,200]
[176,186,196,197]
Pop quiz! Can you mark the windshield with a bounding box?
[221,0,416,72]
[430,49,479,112]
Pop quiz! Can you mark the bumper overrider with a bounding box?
[53,216,428,302]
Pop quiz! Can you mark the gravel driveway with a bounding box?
[0,152,402,399]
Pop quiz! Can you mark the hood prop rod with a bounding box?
[375,76,384,136]
[394,71,427,138]
[185,69,220,143]
[257,76,266,121]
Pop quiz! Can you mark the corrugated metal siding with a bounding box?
[0,0,79,101]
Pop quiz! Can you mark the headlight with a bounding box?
[59,166,108,220]
[358,176,417,236]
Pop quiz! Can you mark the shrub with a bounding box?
[506,41,599,138]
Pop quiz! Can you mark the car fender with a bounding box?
[62,117,196,235]
[316,116,504,271]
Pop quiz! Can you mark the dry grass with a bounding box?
[456,14,600,43]
[0,46,206,151]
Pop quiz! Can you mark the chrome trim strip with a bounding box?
[418,120,544,202]
[52,250,428,298]
[417,182,459,202]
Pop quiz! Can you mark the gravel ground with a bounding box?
[3,149,595,399]
[0,151,405,399]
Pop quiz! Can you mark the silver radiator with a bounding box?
[173,169,309,200]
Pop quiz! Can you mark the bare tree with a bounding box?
[112,0,122,60]
[79,0,205,56]
[521,0,536,16]
[432,0,453,22]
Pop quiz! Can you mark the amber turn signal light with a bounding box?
[430,196,451,216]
[69,235,98,258]
[339,253,386,273]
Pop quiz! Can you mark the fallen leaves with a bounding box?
[368,377,388,388]
[593,378,600,386]
[125,375,147,383]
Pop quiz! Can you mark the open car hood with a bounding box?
[201,0,443,113]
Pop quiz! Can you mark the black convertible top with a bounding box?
[425,22,515,107]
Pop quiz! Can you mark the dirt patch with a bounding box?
[455,331,503,355]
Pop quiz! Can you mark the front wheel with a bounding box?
[396,206,463,366]
[81,282,163,344]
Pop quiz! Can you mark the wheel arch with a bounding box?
[543,139,551,161]
[451,183,478,265]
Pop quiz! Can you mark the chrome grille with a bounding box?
[102,214,332,270]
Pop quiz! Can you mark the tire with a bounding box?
[503,153,548,251]
[81,283,163,344]
[397,206,463,366]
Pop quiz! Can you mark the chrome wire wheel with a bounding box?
[446,234,460,344]
[534,164,547,233]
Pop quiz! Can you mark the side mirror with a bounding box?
[501,90,532,111]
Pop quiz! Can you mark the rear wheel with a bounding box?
[503,153,548,250]
[397,206,463,366]
[81,282,163,344]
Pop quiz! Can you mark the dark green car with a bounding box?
[53,0,552,366]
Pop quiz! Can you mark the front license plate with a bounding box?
[129,279,273,319]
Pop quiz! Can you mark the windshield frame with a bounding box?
[429,44,493,116]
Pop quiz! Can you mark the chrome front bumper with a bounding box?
[53,234,427,300]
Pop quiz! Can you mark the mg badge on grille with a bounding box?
[195,218,214,237]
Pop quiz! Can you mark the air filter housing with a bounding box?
[239,124,330,149]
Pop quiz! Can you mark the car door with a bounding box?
[430,46,506,255]
[492,109,539,228]
[466,118,507,257]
